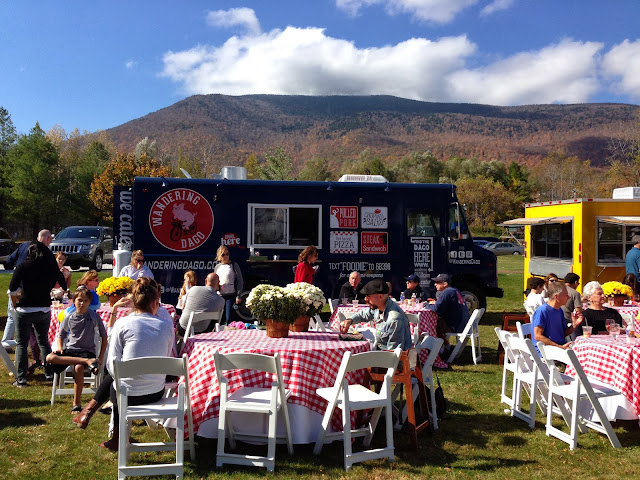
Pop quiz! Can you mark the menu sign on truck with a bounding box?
[330,231,358,254]
[361,231,388,254]
[330,206,358,229]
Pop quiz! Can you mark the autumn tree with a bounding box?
[297,157,333,181]
[258,146,294,180]
[6,123,60,237]
[173,146,204,178]
[390,150,443,183]
[90,152,171,221]
[456,176,519,230]
[339,149,392,179]
[244,153,260,179]
[530,152,601,201]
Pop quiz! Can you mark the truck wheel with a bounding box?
[235,291,256,321]
[457,284,486,311]
[92,252,103,272]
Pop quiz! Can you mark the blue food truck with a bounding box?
[114,174,502,318]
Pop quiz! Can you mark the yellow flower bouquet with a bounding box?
[97,276,134,296]
[601,281,633,297]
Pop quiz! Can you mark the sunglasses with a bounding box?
[221,253,229,257]
[136,257,144,262]
[549,279,558,282]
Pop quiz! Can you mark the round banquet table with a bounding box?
[602,302,640,331]
[328,303,446,368]
[566,335,640,420]
[181,329,371,443]
[48,302,176,346]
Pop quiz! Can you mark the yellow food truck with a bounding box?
[501,187,640,293]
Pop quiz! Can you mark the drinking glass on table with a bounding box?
[609,323,620,340]
[605,318,614,332]
[352,299,359,307]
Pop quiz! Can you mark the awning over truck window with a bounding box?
[498,216,572,227]
[599,216,640,225]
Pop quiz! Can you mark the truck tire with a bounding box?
[92,252,103,272]
[235,291,256,321]
[457,284,486,311]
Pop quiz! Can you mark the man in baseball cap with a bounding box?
[339,279,411,351]
[432,273,469,349]
[402,274,422,301]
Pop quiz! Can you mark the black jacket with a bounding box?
[338,281,364,302]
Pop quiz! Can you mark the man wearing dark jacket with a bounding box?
[338,271,364,303]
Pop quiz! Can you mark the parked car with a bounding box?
[473,239,492,248]
[50,226,113,271]
[0,227,18,267]
[485,242,524,256]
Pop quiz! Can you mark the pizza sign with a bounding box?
[330,206,358,229]
[361,231,388,254]
[149,188,214,252]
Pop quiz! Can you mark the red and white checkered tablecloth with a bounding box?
[48,302,176,346]
[602,304,640,331]
[567,336,640,417]
[181,329,371,435]
[328,304,446,368]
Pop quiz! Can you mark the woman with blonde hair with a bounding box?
[176,270,197,312]
[119,249,154,280]
[76,269,101,311]
[214,246,243,325]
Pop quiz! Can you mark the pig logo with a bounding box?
[149,188,214,252]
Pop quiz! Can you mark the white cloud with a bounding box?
[447,40,603,105]
[125,60,136,69]
[162,27,475,100]
[207,7,261,35]
[336,0,479,24]
[480,0,514,16]
[602,39,640,100]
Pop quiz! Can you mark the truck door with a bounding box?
[406,208,441,294]
[447,202,470,255]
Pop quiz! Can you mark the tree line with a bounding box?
[1,105,638,239]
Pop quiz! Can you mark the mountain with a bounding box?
[105,94,640,170]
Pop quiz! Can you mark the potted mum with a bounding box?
[285,282,327,332]
[602,281,633,306]
[97,276,134,306]
[246,284,304,338]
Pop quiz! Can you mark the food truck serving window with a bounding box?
[249,204,321,248]
[531,222,572,259]
[596,219,640,265]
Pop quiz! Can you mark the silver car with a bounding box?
[485,242,524,256]
[50,226,113,271]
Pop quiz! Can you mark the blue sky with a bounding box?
[1,0,639,135]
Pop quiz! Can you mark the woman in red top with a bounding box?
[294,245,318,284]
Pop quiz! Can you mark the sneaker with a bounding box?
[44,372,54,381]
[12,380,27,388]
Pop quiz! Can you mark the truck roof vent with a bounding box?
[338,174,388,183]
[612,187,640,199]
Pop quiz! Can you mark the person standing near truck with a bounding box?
[625,235,640,282]
[294,245,318,284]
[214,245,243,325]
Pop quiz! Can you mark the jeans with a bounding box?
[2,296,15,343]
[221,293,237,325]
[14,310,51,383]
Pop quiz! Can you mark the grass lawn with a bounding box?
[1,256,640,479]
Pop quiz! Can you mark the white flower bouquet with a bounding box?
[246,284,304,324]
[285,282,326,317]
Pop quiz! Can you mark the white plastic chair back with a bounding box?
[214,351,293,472]
[537,342,622,450]
[184,309,223,340]
[309,314,327,332]
[0,340,18,377]
[405,313,420,345]
[447,308,484,364]
[416,334,444,430]
[329,298,339,314]
[524,301,536,319]
[495,328,518,410]
[112,354,195,478]
[516,321,533,339]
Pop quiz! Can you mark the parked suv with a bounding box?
[50,226,113,271]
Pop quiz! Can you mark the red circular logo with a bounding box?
[149,188,214,252]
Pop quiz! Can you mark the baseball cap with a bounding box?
[405,274,420,283]
[360,279,390,296]
[433,273,450,284]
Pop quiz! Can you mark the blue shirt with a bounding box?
[532,303,566,354]
[435,286,469,333]
[625,246,640,281]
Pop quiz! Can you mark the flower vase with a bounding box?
[266,319,290,338]
[613,294,626,307]
[108,293,124,307]
[290,315,310,332]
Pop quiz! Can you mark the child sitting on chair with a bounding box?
[46,287,108,413]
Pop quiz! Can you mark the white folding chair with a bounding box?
[516,320,533,339]
[51,329,103,406]
[214,351,293,472]
[329,298,339,314]
[406,313,420,345]
[112,355,195,479]
[538,342,622,450]
[183,309,223,341]
[314,347,401,471]
[446,308,484,364]
[0,340,18,377]
[524,301,536,319]
[309,314,327,332]
[495,328,518,411]
[415,334,444,430]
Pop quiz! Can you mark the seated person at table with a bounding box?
[533,281,583,353]
[402,274,423,301]
[575,281,623,336]
[524,277,546,316]
[46,288,108,413]
[177,272,224,336]
[339,279,412,351]
[432,274,469,341]
[338,271,364,303]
